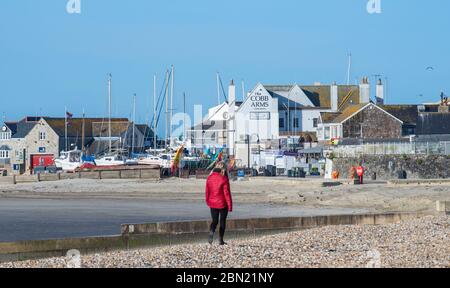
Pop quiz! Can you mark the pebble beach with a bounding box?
[1,215,449,268]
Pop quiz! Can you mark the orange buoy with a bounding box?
[331,171,340,180]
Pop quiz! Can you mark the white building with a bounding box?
[189,78,374,167]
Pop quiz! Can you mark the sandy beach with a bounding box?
[1,177,449,214]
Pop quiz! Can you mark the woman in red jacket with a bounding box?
[205,162,233,245]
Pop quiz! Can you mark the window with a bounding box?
[313,118,319,128]
[402,125,416,136]
[0,150,9,159]
[279,118,285,128]
[324,127,331,140]
[293,118,300,128]
[0,132,11,140]
[39,132,46,141]
[317,127,323,139]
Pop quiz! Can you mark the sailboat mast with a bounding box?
[132,93,136,155]
[82,108,85,152]
[170,65,174,145]
[65,106,68,152]
[183,92,186,141]
[165,70,169,149]
[153,74,157,153]
[108,73,112,155]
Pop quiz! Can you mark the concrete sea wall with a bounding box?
[332,155,450,180]
[0,212,428,263]
[0,168,161,184]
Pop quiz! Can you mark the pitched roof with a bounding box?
[4,122,17,133]
[264,84,360,109]
[6,117,39,138]
[417,113,450,135]
[337,86,360,110]
[380,105,419,125]
[320,112,341,123]
[44,118,129,138]
[135,124,154,137]
[321,103,407,125]
[0,145,11,151]
[300,86,331,108]
[91,121,131,137]
[329,103,368,124]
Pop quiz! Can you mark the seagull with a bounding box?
[426,67,434,71]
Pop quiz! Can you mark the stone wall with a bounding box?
[343,105,403,139]
[332,155,450,180]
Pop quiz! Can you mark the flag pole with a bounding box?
[65,106,68,152]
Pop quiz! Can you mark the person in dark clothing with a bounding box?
[209,208,228,244]
[205,162,233,245]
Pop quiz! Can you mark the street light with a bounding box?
[202,130,206,152]
[246,134,250,169]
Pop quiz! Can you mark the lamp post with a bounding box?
[202,130,206,153]
[257,136,261,170]
[257,136,261,154]
[246,134,250,169]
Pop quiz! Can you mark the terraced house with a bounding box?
[0,116,154,175]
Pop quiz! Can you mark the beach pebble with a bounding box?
[1,215,448,268]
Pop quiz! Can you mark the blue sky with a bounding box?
[1,0,449,135]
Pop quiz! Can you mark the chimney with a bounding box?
[359,77,370,103]
[331,81,338,111]
[376,78,384,105]
[439,92,449,113]
[228,79,236,105]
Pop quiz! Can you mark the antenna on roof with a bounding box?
[215,72,228,103]
[216,72,221,105]
[347,53,352,85]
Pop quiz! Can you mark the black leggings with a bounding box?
[210,208,228,240]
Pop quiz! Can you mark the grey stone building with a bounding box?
[1,116,155,174]
[318,103,416,142]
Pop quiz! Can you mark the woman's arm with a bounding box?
[205,180,210,207]
[223,178,233,212]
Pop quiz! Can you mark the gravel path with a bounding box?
[2,215,449,268]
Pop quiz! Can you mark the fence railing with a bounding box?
[330,142,450,157]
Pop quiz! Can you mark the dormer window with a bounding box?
[0,126,11,140]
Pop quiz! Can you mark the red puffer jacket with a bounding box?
[205,172,233,212]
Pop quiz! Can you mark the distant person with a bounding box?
[205,161,233,245]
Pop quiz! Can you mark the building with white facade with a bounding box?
[188,78,375,167]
